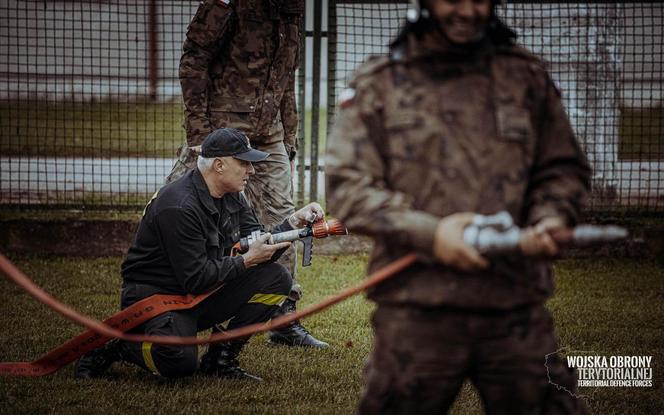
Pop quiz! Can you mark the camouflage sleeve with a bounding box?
[325,72,440,255]
[281,71,298,160]
[525,74,592,226]
[281,22,300,160]
[179,0,234,147]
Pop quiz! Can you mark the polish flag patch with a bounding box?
[338,88,356,108]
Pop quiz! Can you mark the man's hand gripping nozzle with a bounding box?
[233,219,348,266]
[462,211,628,256]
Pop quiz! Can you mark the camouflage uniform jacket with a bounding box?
[180,0,302,156]
[326,34,591,309]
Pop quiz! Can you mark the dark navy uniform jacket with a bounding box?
[121,168,291,296]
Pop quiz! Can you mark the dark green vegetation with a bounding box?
[0,209,142,222]
[1,100,660,160]
[0,101,184,158]
[0,255,662,414]
[619,106,664,161]
[0,101,327,158]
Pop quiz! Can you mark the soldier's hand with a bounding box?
[519,216,565,257]
[241,233,291,267]
[433,213,489,271]
[288,202,325,228]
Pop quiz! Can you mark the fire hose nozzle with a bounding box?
[312,218,348,238]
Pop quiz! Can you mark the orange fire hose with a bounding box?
[0,252,418,376]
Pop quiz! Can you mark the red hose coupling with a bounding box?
[312,219,348,238]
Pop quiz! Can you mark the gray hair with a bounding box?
[197,155,216,172]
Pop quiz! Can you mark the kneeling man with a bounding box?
[75,127,324,381]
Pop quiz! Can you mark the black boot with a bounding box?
[268,299,329,348]
[74,339,124,379]
[199,341,262,381]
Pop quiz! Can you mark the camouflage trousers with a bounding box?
[166,135,300,300]
[243,138,299,300]
[358,304,587,415]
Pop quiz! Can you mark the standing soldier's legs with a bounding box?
[244,135,328,348]
[470,306,587,415]
[243,139,298,283]
[358,306,470,415]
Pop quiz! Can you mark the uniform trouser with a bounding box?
[358,304,587,415]
[119,263,291,378]
[239,136,300,300]
[167,134,300,300]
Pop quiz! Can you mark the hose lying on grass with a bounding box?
[0,252,418,376]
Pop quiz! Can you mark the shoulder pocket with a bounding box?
[206,231,221,259]
[207,231,220,247]
[186,0,232,48]
[496,106,534,143]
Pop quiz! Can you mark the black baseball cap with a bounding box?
[200,128,269,162]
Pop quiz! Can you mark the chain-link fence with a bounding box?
[1,0,663,219]
[328,0,664,218]
[0,0,196,208]
[0,0,312,209]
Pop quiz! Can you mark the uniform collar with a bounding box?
[222,193,243,214]
[192,168,217,216]
[402,31,493,62]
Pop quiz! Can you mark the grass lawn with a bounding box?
[619,106,664,161]
[0,101,327,159]
[0,255,663,414]
[1,100,661,161]
[0,101,184,158]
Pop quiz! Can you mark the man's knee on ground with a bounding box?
[152,344,198,378]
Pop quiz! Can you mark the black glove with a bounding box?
[286,144,297,161]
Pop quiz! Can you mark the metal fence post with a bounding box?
[148,0,159,101]
[326,0,337,209]
[296,8,307,207]
[309,0,322,203]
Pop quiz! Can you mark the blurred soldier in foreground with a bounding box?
[326,0,591,413]
[75,128,324,380]
[169,0,327,347]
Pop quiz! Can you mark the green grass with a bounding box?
[0,101,328,159]
[301,108,328,159]
[0,101,184,158]
[619,106,664,161]
[0,255,662,414]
